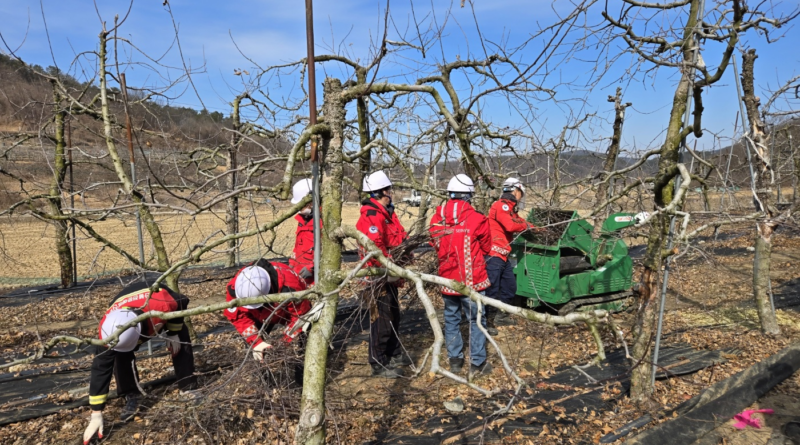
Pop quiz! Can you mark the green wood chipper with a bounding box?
[510,208,639,315]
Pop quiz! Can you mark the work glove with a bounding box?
[252,341,272,362]
[285,301,326,339]
[82,411,103,444]
[164,334,181,357]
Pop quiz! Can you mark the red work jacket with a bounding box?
[355,198,407,269]
[429,199,492,296]
[100,282,188,340]
[224,260,311,346]
[487,197,535,261]
[289,213,320,278]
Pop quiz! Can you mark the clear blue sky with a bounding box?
[1,0,798,153]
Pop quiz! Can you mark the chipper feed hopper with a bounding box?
[510,208,638,315]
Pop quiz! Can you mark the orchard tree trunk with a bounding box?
[356,96,371,193]
[295,78,343,445]
[48,87,74,288]
[97,28,177,291]
[226,95,244,268]
[630,54,695,403]
[740,49,780,335]
[593,87,631,237]
[550,144,562,206]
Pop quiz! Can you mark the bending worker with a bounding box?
[224,259,311,361]
[288,178,319,284]
[357,170,412,378]
[485,177,538,327]
[84,281,196,444]
[429,174,493,378]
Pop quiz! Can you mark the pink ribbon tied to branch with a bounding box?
[732,409,774,430]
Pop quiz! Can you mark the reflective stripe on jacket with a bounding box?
[429,199,492,295]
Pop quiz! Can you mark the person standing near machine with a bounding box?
[429,174,493,379]
[356,171,412,378]
[485,177,538,327]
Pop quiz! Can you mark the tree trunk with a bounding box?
[49,88,74,288]
[740,49,780,335]
[295,78,344,445]
[226,96,243,268]
[593,87,630,237]
[550,146,561,206]
[98,29,175,289]
[356,96,371,193]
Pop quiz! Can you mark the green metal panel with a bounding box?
[511,207,634,310]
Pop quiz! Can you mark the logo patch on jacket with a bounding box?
[502,204,509,211]
[369,226,379,234]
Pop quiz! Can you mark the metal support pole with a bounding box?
[119,74,146,267]
[120,74,149,355]
[67,120,77,286]
[651,0,705,387]
[305,0,321,285]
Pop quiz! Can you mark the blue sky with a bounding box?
[1,0,798,153]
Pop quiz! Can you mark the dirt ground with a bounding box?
[0,221,798,444]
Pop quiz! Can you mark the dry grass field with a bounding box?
[0,185,783,288]
[0,203,423,287]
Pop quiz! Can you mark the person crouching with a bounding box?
[224,259,311,361]
[83,282,196,444]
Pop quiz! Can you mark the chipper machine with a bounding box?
[510,208,640,315]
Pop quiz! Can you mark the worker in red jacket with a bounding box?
[485,177,538,327]
[288,178,319,283]
[83,282,196,444]
[224,259,312,360]
[356,170,411,378]
[429,174,493,379]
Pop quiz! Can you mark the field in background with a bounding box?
[0,204,422,288]
[0,185,780,288]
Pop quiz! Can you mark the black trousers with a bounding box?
[89,324,196,410]
[368,284,401,366]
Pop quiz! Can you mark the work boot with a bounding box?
[371,364,404,379]
[494,311,516,327]
[449,357,464,374]
[389,354,413,368]
[485,325,499,336]
[120,394,141,421]
[469,361,493,379]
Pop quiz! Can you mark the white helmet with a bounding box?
[502,177,525,195]
[234,265,272,309]
[363,171,393,192]
[100,309,141,352]
[447,174,475,193]
[290,179,313,204]
[634,211,651,224]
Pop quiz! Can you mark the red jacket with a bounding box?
[429,199,492,296]
[224,260,311,346]
[289,213,318,278]
[487,197,535,261]
[356,198,407,269]
[99,282,188,340]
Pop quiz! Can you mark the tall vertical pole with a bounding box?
[306,0,321,285]
[67,120,77,286]
[119,74,145,267]
[120,73,150,356]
